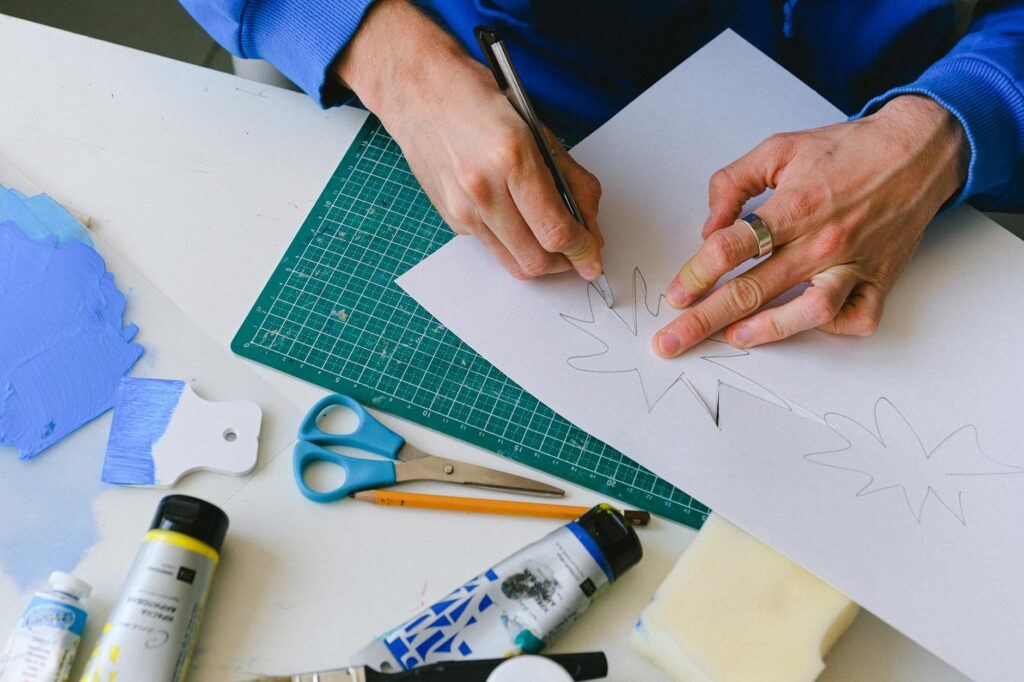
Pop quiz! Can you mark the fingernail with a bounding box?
[579,263,598,280]
[733,324,754,347]
[666,281,693,307]
[656,330,680,357]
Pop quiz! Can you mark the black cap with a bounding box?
[150,495,229,553]
[575,505,643,581]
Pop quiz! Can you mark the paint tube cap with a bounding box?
[48,572,91,600]
[575,505,642,581]
[151,495,229,553]
[486,656,574,682]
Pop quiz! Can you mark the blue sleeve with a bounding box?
[178,0,377,105]
[855,2,1024,212]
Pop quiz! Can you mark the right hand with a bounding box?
[334,0,604,281]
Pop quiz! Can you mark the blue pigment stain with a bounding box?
[0,185,92,246]
[103,378,186,485]
[0,221,143,459]
[0,420,105,591]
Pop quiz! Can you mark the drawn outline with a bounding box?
[804,397,1024,525]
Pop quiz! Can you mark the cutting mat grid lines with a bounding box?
[233,116,708,526]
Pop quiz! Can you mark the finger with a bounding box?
[653,251,806,358]
[701,133,796,238]
[506,140,603,280]
[820,281,885,336]
[723,266,859,348]
[547,131,605,249]
[480,187,572,278]
[438,198,531,279]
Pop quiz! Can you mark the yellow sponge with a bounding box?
[631,513,859,682]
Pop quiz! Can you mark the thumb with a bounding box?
[701,133,796,238]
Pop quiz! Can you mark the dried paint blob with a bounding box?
[0,221,143,459]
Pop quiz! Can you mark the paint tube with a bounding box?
[0,572,91,682]
[350,505,642,671]
[79,495,228,682]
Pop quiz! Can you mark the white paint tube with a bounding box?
[350,505,642,672]
[78,495,228,682]
[0,572,92,682]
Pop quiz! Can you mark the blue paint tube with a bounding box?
[350,505,642,671]
[0,572,92,682]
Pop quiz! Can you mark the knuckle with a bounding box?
[786,190,819,225]
[708,167,736,195]
[814,223,853,259]
[455,166,491,204]
[448,200,479,230]
[725,275,765,315]
[490,133,527,172]
[850,310,881,336]
[680,308,713,342]
[767,314,789,340]
[763,132,793,156]
[704,232,738,273]
[806,290,841,325]
[536,221,577,253]
[580,171,602,199]
[519,253,554,278]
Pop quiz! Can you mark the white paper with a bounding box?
[399,31,1024,681]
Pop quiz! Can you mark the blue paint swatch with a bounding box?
[0,185,92,246]
[103,378,186,485]
[0,221,143,459]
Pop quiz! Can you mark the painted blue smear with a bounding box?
[0,416,104,591]
[0,185,92,246]
[0,222,143,459]
[103,378,185,485]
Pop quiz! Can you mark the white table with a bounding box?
[0,15,971,681]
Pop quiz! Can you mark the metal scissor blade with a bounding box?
[395,455,565,498]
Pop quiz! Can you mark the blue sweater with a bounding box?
[180,0,1024,211]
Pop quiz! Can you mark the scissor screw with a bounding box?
[443,464,455,475]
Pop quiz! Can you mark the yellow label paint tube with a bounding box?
[351,505,642,672]
[0,572,91,682]
[80,495,228,682]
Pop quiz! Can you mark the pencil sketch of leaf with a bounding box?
[805,397,1024,524]
[560,267,786,422]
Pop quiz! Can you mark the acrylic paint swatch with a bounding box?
[0,221,142,459]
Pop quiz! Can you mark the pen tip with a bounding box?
[596,274,615,308]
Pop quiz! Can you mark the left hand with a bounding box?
[653,95,969,358]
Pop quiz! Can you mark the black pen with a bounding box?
[474,25,615,308]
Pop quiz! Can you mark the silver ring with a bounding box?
[740,213,773,259]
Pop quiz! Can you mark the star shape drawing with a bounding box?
[559,267,786,423]
[804,397,1024,524]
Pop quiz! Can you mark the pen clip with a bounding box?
[474,26,508,91]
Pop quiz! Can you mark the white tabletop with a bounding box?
[0,14,969,681]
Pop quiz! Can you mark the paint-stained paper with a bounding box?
[399,31,1024,681]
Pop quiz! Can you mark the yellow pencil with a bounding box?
[352,489,651,526]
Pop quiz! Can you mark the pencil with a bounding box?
[352,489,651,526]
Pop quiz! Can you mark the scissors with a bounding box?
[294,393,565,503]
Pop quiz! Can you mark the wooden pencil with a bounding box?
[352,489,651,526]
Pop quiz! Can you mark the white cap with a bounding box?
[486,656,574,682]
[48,572,92,600]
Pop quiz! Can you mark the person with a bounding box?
[180,0,1023,356]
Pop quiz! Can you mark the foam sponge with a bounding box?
[631,513,859,682]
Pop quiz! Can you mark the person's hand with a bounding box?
[334,0,603,281]
[653,95,970,357]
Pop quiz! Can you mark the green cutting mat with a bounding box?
[232,115,708,527]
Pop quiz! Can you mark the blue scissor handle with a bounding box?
[293,394,407,503]
[293,441,397,503]
[298,393,405,457]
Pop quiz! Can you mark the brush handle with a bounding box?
[363,653,608,681]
